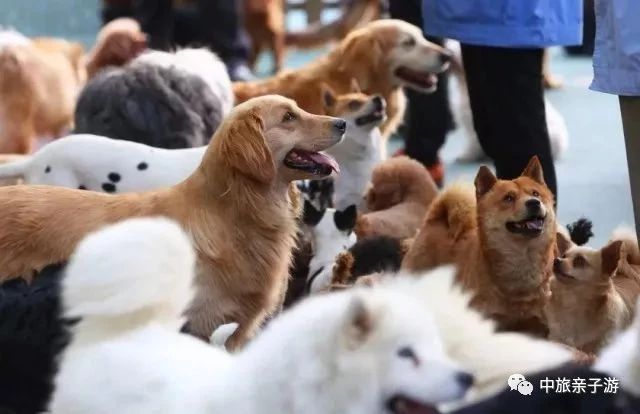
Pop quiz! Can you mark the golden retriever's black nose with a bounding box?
[439,50,453,64]
[333,119,347,133]
[456,372,474,389]
[372,96,384,110]
[526,198,542,213]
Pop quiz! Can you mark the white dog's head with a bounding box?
[243,284,472,413]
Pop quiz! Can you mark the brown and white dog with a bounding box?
[0,95,345,350]
[234,19,452,138]
[403,157,556,336]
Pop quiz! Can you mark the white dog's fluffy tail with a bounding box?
[0,155,31,179]
[393,267,573,401]
[63,217,196,332]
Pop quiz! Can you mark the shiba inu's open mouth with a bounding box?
[355,109,385,126]
[387,396,440,414]
[284,149,339,176]
[506,215,546,237]
[394,67,437,90]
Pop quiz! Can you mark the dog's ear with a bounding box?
[303,199,325,227]
[343,295,376,348]
[475,166,497,197]
[350,78,362,93]
[334,205,358,233]
[556,231,573,257]
[321,83,337,108]
[521,156,545,185]
[219,110,275,184]
[338,33,382,75]
[602,240,624,276]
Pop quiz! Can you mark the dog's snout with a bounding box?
[372,96,384,110]
[553,258,562,270]
[526,198,541,212]
[439,50,453,64]
[456,372,474,389]
[333,119,347,133]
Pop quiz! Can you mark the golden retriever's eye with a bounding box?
[532,190,540,197]
[348,100,362,111]
[282,111,297,122]
[503,193,516,203]
[402,37,416,48]
[574,255,587,268]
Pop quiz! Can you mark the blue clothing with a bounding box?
[590,0,640,96]
[422,0,583,48]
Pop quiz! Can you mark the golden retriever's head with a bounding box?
[553,238,624,286]
[474,157,556,245]
[338,19,451,93]
[215,95,345,184]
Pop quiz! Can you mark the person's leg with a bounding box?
[130,0,174,50]
[619,96,640,239]
[462,45,557,198]
[388,0,454,185]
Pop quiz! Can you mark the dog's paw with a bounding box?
[210,322,239,350]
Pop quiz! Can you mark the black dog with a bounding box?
[74,63,224,149]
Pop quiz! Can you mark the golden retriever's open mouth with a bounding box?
[394,67,437,90]
[284,149,339,176]
[506,216,546,237]
[355,109,385,126]
[387,396,440,414]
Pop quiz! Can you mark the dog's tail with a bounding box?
[285,0,380,49]
[393,267,573,401]
[0,155,31,179]
[611,226,640,265]
[427,183,476,240]
[565,217,594,246]
[63,217,196,333]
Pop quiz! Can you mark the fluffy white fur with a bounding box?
[595,299,640,396]
[390,267,573,403]
[0,134,205,192]
[325,97,384,210]
[51,223,471,414]
[307,207,357,293]
[135,48,234,115]
[0,27,30,49]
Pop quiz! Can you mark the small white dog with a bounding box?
[322,81,385,210]
[0,134,205,192]
[51,218,472,414]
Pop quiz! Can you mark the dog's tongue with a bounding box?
[309,151,340,174]
[525,218,545,231]
[403,400,439,414]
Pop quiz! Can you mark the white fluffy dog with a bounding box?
[51,218,473,414]
[0,134,205,193]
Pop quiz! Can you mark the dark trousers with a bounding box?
[388,0,454,167]
[102,0,250,64]
[461,45,558,198]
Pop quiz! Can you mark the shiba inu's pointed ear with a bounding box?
[350,78,362,93]
[601,240,623,276]
[556,231,573,256]
[303,199,325,227]
[474,166,497,197]
[321,83,336,108]
[344,295,376,347]
[334,205,357,233]
[521,156,545,184]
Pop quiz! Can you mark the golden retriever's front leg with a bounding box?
[380,89,406,142]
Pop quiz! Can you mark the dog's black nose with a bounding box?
[439,50,453,64]
[456,372,475,389]
[372,96,384,110]
[526,198,541,212]
[333,119,347,132]
[553,258,563,270]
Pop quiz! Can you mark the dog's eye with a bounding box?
[503,193,515,203]
[282,111,297,122]
[402,37,416,48]
[348,100,362,111]
[532,190,540,197]
[397,346,416,359]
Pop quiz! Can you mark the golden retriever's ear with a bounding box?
[602,240,624,276]
[338,33,382,73]
[521,156,545,185]
[350,78,362,93]
[475,166,497,197]
[321,83,336,108]
[220,111,275,184]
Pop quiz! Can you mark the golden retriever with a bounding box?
[0,95,345,350]
[233,19,451,138]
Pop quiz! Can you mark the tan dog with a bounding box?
[244,0,286,74]
[355,156,438,240]
[546,231,640,352]
[403,157,556,336]
[234,19,451,138]
[0,95,345,349]
[0,19,145,154]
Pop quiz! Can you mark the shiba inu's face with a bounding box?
[553,240,623,285]
[474,157,555,243]
[322,81,386,132]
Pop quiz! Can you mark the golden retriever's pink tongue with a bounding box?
[309,152,340,174]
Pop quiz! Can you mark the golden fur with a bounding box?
[0,95,344,349]
[547,232,640,352]
[403,157,556,336]
[355,156,438,239]
[233,19,450,138]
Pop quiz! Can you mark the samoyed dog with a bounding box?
[50,218,473,414]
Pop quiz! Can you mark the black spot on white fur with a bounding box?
[137,162,148,171]
[303,200,325,227]
[334,205,357,233]
[102,183,116,193]
[45,166,51,173]
[108,172,121,183]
